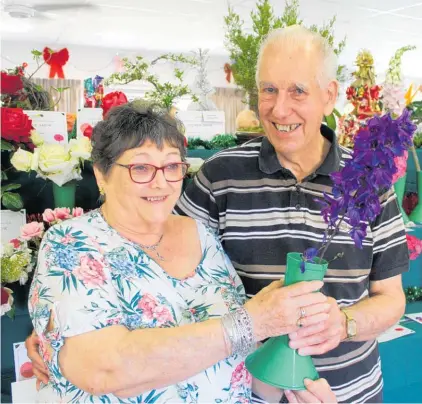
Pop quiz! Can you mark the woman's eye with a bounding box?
[166,164,179,171]
[133,165,149,172]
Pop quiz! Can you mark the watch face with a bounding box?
[347,320,357,337]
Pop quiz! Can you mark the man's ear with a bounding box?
[323,80,339,117]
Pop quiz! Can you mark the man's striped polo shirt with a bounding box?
[175,125,409,403]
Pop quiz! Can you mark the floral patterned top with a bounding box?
[28,210,252,403]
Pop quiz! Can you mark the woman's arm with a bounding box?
[59,280,328,398]
[59,318,228,397]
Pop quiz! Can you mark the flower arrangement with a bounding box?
[338,50,382,148]
[301,110,417,269]
[10,136,92,186]
[1,207,84,317]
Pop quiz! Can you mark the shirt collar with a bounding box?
[258,125,341,177]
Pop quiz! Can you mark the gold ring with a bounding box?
[300,307,306,318]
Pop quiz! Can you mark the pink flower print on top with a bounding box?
[73,254,107,287]
[152,305,173,326]
[138,293,159,320]
[230,362,252,389]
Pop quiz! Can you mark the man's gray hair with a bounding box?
[255,25,338,87]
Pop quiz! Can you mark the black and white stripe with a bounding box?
[175,125,408,403]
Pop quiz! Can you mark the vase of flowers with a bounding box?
[245,109,417,390]
[10,136,92,209]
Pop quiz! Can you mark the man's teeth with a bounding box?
[275,123,300,132]
[146,196,166,201]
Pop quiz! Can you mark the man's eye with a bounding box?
[263,87,276,94]
[295,87,305,95]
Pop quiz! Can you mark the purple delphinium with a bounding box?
[302,109,416,269]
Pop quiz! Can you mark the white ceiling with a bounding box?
[1,0,422,78]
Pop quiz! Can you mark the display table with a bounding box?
[379,301,422,403]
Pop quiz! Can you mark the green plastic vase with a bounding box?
[409,171,422,224]
[393,175,410,224]
[52,181,76,209]
[245,252,328,391]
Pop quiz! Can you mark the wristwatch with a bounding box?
[342,309,357,340]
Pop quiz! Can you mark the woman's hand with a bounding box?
[25,330,49,388]
[245,280,329,341]
[285,378,337,403]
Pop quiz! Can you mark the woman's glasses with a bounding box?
[115,162,190,184]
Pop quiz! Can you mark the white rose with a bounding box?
[10,148,33,172]
[69,137,92,160]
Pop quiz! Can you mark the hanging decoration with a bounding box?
[43,47,70,79]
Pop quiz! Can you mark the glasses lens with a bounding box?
[164,163,188,181]
[130,165,156,183]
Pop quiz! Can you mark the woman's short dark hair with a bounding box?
[91,103,186,175]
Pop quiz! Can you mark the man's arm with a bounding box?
[289,188,409,355]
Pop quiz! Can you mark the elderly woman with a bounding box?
[28,104,336,403]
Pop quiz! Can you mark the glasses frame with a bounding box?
[115,162,190,184]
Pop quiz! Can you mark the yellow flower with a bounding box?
[38,144,71,173]
[69,137,92,160]
[11,148,34,172]
[30,130,44,147]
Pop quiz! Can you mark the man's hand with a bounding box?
[288,297,346,356]
[285,378,337,403]
[25,330,49,389]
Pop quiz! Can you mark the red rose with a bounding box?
[1,107,33,143]
[346,86,355,100]
[83,125,93,139]
[1,72,24,95]
[102,91,128,118]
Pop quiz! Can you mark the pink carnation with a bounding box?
[72,207,84,217]
[20,222,44,240]
[406,234,422,260]
[54,207,71,221]
[73,254,107,287]
[42,208,56,223]
[392,151,408,183]
[10,238,21,248]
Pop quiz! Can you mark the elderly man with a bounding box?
[175,26,407,403]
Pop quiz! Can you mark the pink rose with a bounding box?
[20,222,44,240]
[42,208,56,223]
[406,234,422,260]
[230,362,252,388]
[73,254,107,287]
[72,207,84,217]
[54,207,71,221]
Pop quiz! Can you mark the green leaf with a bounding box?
[324,114,337,131]
[52,87,70,93]
[1,171,8,181]
[31,49,43,58]
[1,139,14,151]
[1,183,21,194]
[1,192,24,210]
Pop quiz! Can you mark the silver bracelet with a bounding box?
[221,307,255,357]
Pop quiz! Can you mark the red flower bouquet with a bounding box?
[1,107,33,144]
[0,72,24,95]
[101,91,128,118]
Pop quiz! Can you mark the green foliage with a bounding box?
[408,101,422,125]
[224,0,346,111]
[210,134,237,149]
[414,132,422,149]
[1,183,23,211]
[105,54,198,110]
[188,134,237,150]
[1,140,14,151]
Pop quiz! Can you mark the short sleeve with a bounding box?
[369,188,409,281]
[174,164,220,231]
[29,223,122,339]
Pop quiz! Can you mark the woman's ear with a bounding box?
[93,165,106,195]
